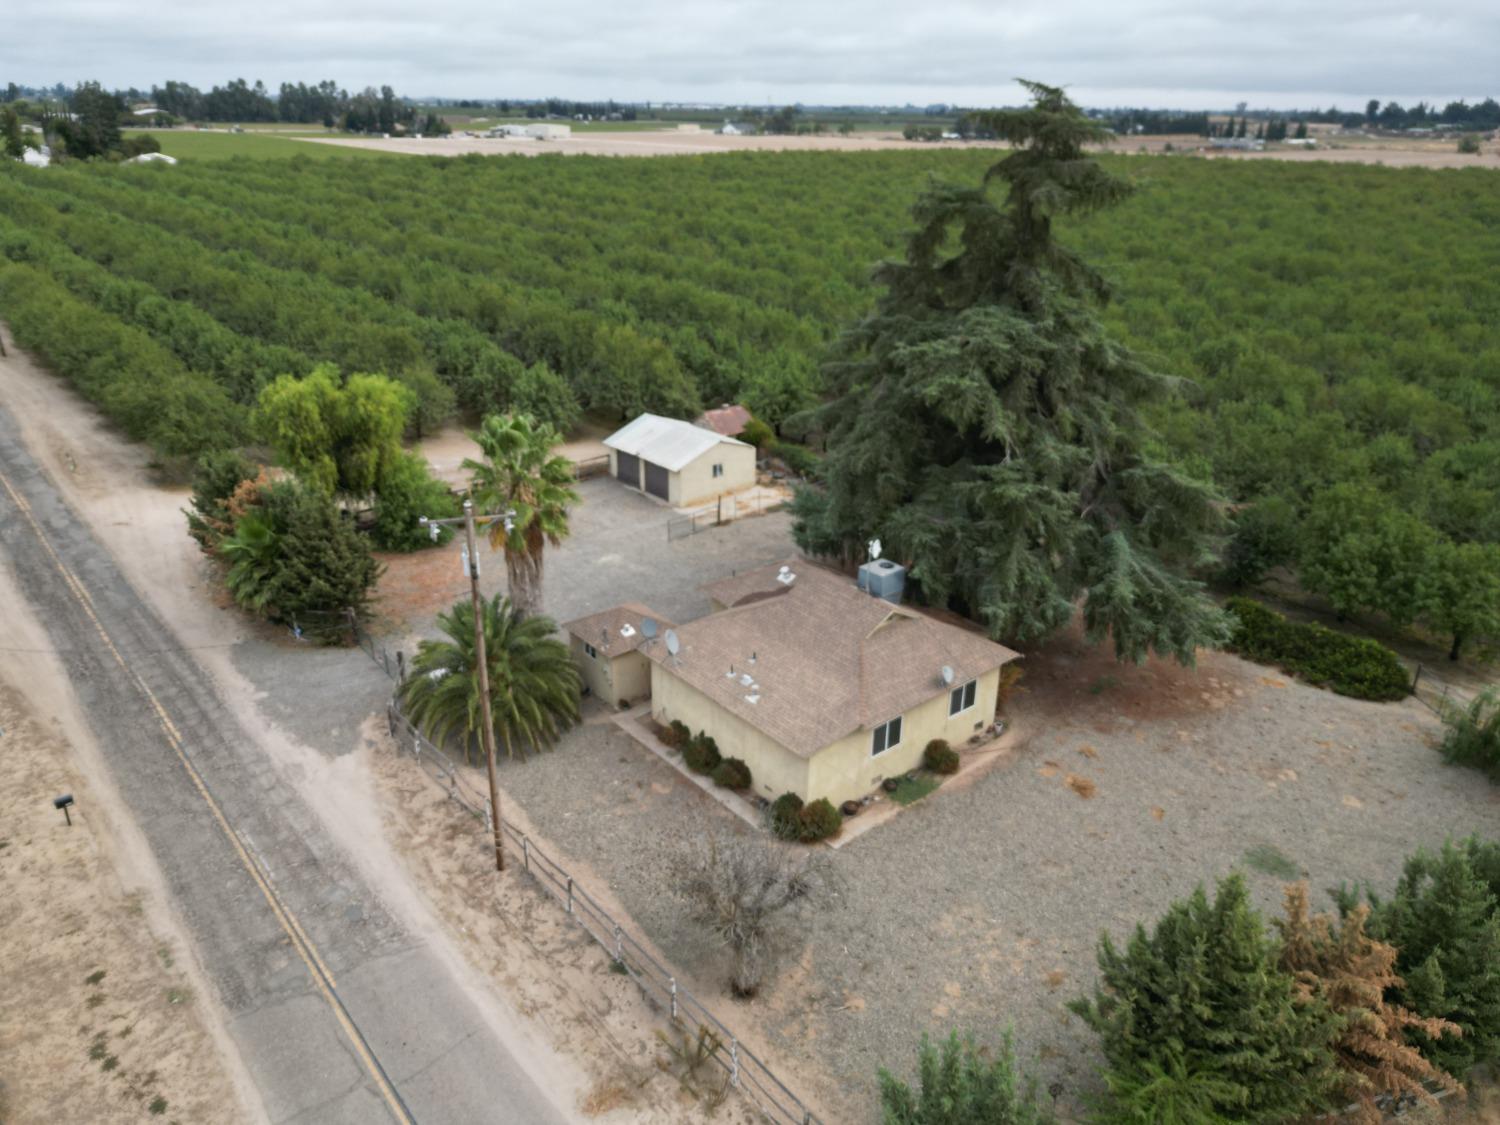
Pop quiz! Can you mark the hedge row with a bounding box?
[1224,597,1410,701]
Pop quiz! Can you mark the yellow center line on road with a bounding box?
[0,468,414,1125]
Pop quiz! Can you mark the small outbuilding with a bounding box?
[128,152,178,164]
[563,603,674,707]
[604,413,756,506]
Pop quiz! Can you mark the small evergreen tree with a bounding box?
[185,449,258,551]
[1277,883,1461,1121]
[1358,839,1500,1079]
[1069,875,1341,1121]
[878,1029,1055,1124]
[260,480,382,634]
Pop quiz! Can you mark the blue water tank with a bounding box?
[857,558,906,604]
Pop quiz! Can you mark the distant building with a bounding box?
[694,404,752,438]
[604,413,756,506]
[526,123,570,140]
[1207,136,1265,151]
[128,152,178,164]
[717,122,750,136]
[20,145,51,167]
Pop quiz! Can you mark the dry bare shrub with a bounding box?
[672,831,842,997]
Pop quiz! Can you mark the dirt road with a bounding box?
[0,400,580,1122]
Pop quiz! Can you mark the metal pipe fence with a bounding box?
[361,623,822,1125]
[667,490,787,541]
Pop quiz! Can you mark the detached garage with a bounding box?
[604,414,756,507]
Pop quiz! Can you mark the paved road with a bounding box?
[0,405,569,1124]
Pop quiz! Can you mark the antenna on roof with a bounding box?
[941,665,955,685]
[601,627,610,647]
[641,617,658,640]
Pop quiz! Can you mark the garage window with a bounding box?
[871,715,903,756]
[712,463,724,478]
[948,679,976,716]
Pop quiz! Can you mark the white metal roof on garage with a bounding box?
[602,413,749,473]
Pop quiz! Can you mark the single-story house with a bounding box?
[563,603,674,708]
[694,404,752,438]
[604,413,756,507]
[647,559,1020,807]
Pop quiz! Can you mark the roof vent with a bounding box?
[745,694,760,705]
[620,623,637,639]
[776,566,796,586]
[739,673,753,687]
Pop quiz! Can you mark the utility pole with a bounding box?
[420,499,513,872]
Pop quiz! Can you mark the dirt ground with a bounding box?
[0,677,248,1124]
[304,127,1500,171]
[366,718,760,1124]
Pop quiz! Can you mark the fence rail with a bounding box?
[667,490,786,541]
[360,624,822,1125]
[572,454,610,480]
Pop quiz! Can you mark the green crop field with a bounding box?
[1,150,1498,565]
[147,130,391,160]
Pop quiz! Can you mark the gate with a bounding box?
[644,461,671,501]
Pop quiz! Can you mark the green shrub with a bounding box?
[796,798,842,843]
[769,792,804,838]
[659,719,687,749]
[767,439,821,480]
[1070,874,1342,1121]
[1225,597,1409,701]
[1440,690,1500,782]
[711,757,752,790]
[741,417,775,450]
[923,739,960,774]
[370,452,460,551]
[879,1028,1056,1124]
[683,733,722,774]
[186,449,258,551]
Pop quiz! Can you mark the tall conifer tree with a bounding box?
[792,81,1227,663]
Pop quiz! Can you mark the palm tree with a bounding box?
[463,413,578,619]
[398,594,580,763]
[220,509,280,613]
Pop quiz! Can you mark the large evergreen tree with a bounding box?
[792,81,1228,663]
[1069,875,1342,1121]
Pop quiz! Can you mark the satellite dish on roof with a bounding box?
[665,630,680,656]
[641,617,658,639]
[941,665,955,685]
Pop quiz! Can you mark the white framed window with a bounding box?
[948,679,977,716]
[584,642,598,659]
[711,463,724,478]
[871,715,903,756]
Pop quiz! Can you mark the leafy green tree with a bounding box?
[1220,496,1298,588]
[397,593,579,761]
[878,1029,1055,1124]
[393,364,455,440]
[511,360,581,434]
[463,413,578,618]
[54,81,123,159]
[1458,134,1482,155]
[1298,484,1432,625]
[253,364,413,497]
[1422,540,1500,661]
[1355,839,1500,1079]
[792,80,1229,664]
[370,451,460,551]
[1069,875,1342,1122]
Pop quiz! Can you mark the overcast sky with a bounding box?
[3,0,1494,110]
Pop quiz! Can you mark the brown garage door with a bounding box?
[615,451,640,487]
[643,461,670,501]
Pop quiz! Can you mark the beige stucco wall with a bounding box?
[805,666,1000,807]
[571,636,653,707]
[650,662,1002,806]
[674,441,757,507]
[650,663,809,801]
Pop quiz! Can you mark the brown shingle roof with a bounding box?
[562,603,674,658]
[696,405,752,437]
[648,561,1019,757]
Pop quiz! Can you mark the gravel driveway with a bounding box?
[487,620,1500,1122]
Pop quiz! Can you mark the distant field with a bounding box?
[149,131,392,160]
[1,149,1498,569]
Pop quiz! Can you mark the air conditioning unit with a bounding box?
[857,558,906,604]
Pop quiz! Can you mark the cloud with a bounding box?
[2,0,1495,108]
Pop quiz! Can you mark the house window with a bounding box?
[871,715,903,756]
[948,679,977,716]
[584,642,598,659]
[711,463,724,478]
